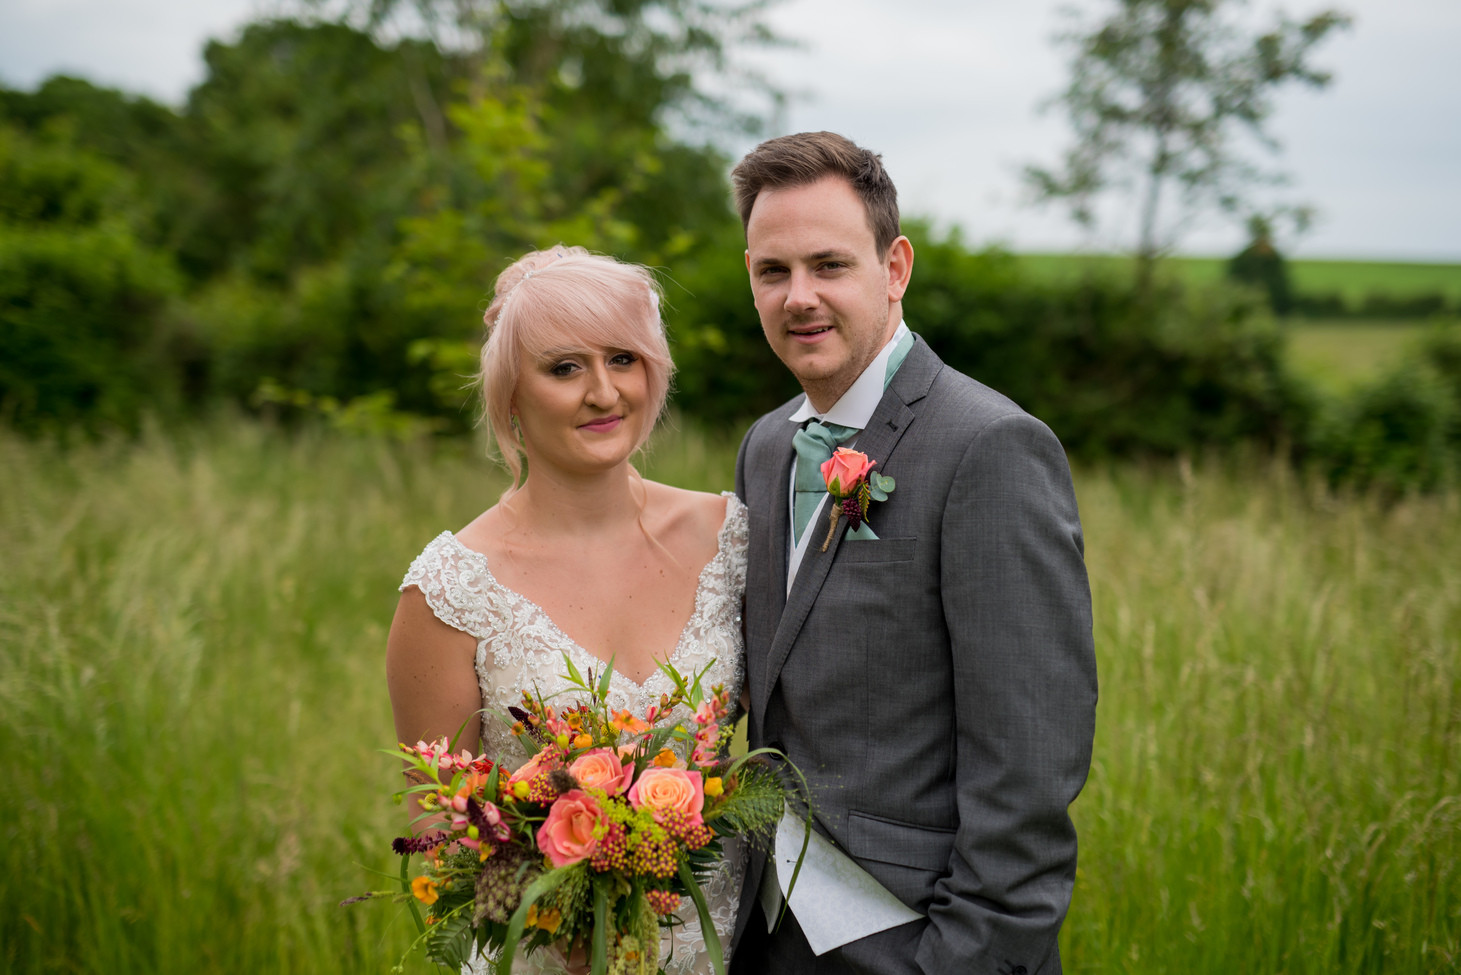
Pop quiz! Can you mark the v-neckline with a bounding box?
[444,493,740,689]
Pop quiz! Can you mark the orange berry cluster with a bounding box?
[520,771,560,804]
[655,809,714,850]
[627,828,680,879]
[645,888,681,916]
[588,821,630,873]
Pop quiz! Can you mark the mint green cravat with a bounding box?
[792,420,858,540]
[790,330,915,543]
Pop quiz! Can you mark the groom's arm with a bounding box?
[916,411,1098,975]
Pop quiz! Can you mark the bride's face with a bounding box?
[512,344,650,477]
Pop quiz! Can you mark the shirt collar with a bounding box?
[788,321,910,428]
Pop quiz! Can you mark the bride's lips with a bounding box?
[579,415,623,432]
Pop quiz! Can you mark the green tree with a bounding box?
[1227,214,1293,314]
[0,124,183,433]
[182,20,454,282]
[1025,0,1350,294]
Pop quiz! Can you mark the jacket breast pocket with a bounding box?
[836,536,916,564]
[843,809,954,872]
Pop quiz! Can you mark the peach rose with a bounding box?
[820,447,875,497]
[506,747,561,787]
[567,748,634,796]
[628,767,705,826]
[536,790,605,867]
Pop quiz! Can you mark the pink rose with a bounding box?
[536,790,605,867]
[820,447,875,497]
[628,767,705,826]
[568,748,634,796]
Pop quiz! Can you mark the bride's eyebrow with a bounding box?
[536,346,586,361]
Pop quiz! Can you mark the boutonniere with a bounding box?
[819,447,896,551]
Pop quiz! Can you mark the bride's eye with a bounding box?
[548,360,579,377]
[609,352,639,367]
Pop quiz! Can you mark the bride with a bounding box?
[386,246,746,974]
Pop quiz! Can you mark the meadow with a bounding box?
[1014,253,1461,308]
[1,420,1457,973]
[1283,319,1432,393]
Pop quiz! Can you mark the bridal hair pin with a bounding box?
[492,249,568,326]
[498,267,538,314]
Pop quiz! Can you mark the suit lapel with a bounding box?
[754,339,942,721]
[763,416,795,626]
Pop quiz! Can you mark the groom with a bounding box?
[729,131,1098,975]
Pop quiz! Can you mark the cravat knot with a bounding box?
[792,419,858,540]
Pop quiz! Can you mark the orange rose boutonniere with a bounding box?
[818,447,896,551]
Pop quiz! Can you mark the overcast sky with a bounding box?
[3,0,1458,261]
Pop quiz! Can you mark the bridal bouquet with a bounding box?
[349,655,804,975]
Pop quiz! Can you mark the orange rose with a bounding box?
[567,748,634,796]
[627,767,705,826]
[820,447,875,497]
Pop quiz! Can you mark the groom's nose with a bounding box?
[784,268,820,313]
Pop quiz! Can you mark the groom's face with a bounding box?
[744,176,908,412]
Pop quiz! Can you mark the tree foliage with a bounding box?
[1026,0,1350,291]
[0,123,184,434]
[1226,214,1292,314]
[0,7,766,433]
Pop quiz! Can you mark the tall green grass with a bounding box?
[1,422,1456,972]
[1068,457,1459,972]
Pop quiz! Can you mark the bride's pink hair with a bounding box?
[479,246,673,485]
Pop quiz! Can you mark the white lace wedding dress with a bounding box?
[399,493,748,975]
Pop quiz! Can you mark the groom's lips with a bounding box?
[788,323,834,343]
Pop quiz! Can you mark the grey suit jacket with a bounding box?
[732,337,1097,974]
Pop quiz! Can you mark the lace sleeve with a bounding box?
[399,532,495,639]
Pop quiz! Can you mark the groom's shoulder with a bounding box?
[910,342,1076,458]
[915,343,1029,427]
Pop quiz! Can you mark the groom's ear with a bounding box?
[744,249,752,275]
[886,235,914,302]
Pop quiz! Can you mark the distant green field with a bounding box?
[1014,253,1461,305]
[1288,259,1461,305]
[1284,319,1431,393]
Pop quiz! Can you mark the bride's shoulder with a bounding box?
[451,504,509,561]
[642,481,739,545]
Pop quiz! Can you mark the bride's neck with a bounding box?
[504,465,645,538]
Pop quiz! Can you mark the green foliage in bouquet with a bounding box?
[347,654,807,975]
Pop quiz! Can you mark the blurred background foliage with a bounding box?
[0,0,1458,494]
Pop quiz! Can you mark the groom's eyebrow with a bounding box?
[751,249,851,270]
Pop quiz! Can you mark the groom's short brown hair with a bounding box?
[731,131,902,257]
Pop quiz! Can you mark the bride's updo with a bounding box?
[479,246,673,484]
